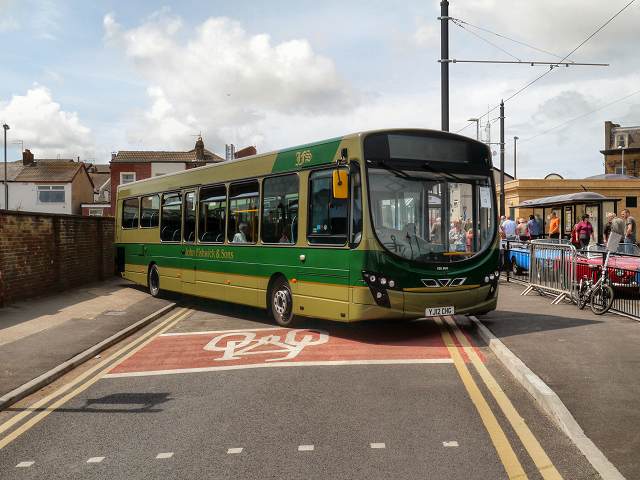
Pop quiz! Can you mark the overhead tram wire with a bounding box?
[457,0,635,140]
[450,18,568,62]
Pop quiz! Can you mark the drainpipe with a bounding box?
[98,178,111,202]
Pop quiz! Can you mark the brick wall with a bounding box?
[0,211,115,307]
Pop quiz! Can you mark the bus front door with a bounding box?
[296,249,350,321]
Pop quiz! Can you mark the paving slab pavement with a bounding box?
[476,279,640,480]
[0,277,176,408]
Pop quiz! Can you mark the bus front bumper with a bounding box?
[350,284,498,321]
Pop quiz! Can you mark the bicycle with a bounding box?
[577,249,615,315]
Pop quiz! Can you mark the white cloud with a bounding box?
[0,85,101,160]
[103,11,362,150]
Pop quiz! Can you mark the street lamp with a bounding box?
[618,145,626,175]
[3,124,9,211]
[468,118,480,141]
[513,136,519,179]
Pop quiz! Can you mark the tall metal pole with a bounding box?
[3,124,9,211]
[499,101,505,218]
[513,136,518,179]
[440,0,449,132]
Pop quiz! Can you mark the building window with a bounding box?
[120,172,136,184]
[37,185,65,203]
[88,209,103,216]
[616,166,628,175]
[626,197,637,208]
[616,134,628,149]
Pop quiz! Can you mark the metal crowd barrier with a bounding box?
[523,241,578,304]
[598,263,640,319]
[501,238,640,320]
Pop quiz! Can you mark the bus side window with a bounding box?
[161,192,182,242]
[122,198,139,229]
[199,185,226,243]
[228,181,259,244]
[183,191,196,243]
[140,195,159,228]
[262,174,299,244]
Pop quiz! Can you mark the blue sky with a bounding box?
[1,0,639,178]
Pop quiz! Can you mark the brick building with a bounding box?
[107,136,225,216]
[601,121,640,177]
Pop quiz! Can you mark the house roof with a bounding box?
[2,161,95,187]
[0,161,25,182]
[609,125,640,149]
[515,192,621,208]
[111,148,224,164]
[89,173,111,191]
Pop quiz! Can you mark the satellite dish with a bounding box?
[492,151,497,156]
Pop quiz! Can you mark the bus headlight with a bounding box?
[369,286,390,308]
[362,271,402,291]
[362,271,402,308]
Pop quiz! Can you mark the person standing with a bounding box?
[603,212,613,244]
[501,216,517,239]
[576,214,595,249]
[430,217,442,244]
[516,218,529,241]
[527,214,539,240]
[621,209,637,253]
[610,212,626,238]
[548,211,560,239]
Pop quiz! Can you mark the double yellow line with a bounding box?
[437,316,562,480]
[0,307,194,451]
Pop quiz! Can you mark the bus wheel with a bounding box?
[149,264,161,298]
[271,278,302,327]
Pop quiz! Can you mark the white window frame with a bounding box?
[616,166,628,175]
[37,185,66,203]
[88,209,104,216]
[616,133,628,149]
[120,172,136,184]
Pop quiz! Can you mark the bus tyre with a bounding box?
[271,278,302,327]
[149,264,161,298]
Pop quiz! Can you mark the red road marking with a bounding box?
[107,318,484,376]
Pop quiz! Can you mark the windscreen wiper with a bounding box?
[377,161,436,182]
[422,162,462,182]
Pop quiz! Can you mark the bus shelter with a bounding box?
[514,192,621,245]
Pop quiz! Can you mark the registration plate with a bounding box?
[426,306,455,316]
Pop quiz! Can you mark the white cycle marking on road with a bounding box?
[156,452,174,459]
[16,461,34,467]
[203,329,329,362]
[227,448,243,454]
[87,457,105,463]
[298,445,314,451]
[370,443,386,449]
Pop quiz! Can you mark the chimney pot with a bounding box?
[22,149,34,166]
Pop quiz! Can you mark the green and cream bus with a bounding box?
[115,129,499,326]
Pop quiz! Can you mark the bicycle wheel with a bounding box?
[577,281,589,310]
[590,284,614,315]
